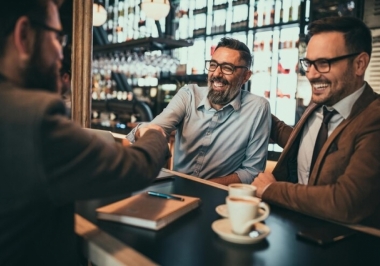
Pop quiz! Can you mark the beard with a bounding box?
[23,34,61,93]
[207,76,242,106]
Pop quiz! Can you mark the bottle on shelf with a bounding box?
[232,4,248,31]
[269,2,275,25]
[253,1,260,27]
[274,0,282,24]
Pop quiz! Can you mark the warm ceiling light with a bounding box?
[141,0,171,21]
[93,3,107,27]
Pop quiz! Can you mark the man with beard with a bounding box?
[128,37,271,185]
[0,0,169,265]
[253,16,380,227]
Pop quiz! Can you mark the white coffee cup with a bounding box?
[228,183,257,197]
[226,195,270,235]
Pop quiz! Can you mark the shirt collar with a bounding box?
[198,89,242,111]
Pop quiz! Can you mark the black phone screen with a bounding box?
[296,224,357,246]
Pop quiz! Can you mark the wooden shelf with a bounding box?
[93,37,193,54]
[159,74,208,84]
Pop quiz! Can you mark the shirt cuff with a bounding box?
[235,170,257,184]
[125,123,144,143]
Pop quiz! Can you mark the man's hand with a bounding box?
[135,124,167,140]
[252,172,276,198]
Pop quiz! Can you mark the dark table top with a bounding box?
[76,176,380,266]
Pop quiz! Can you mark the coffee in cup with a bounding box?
[228,183,257,197]
[226,195,270,235]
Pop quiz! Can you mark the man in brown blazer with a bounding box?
[253,16,380,228]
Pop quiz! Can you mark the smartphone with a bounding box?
[296,224,357,246]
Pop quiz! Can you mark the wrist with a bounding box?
[262,183,272,195]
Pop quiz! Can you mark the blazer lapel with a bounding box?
[308,84,378,184]
[273,104,319,181]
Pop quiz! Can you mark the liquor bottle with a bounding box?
[282,0,290,23]
[270,4,275,25]
[178,9,189,39]
[257,0,264,27]
[106,5,114,42]
[295,0,301,21]
[117,2,125,42]
[254,9,258,27]
[274,0,281,24]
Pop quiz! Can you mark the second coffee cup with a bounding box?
[228,183,257,197]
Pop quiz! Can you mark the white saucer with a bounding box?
[215,204,265,218]
[212,219,270,244]
[215,204,229,218]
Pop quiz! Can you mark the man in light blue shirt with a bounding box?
[128,38,271,185]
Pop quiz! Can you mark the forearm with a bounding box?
[43,120,170,204]
[236,101,271,184]
[209,173,241,186]
[262,178,379,225]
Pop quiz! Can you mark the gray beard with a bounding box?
[207,86,240,106]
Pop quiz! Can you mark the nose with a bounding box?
[213,65,223,76]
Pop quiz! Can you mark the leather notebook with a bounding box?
[96,192,201,230]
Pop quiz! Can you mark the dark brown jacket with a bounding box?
[0,80,170,265]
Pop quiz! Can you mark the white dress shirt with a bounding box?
[297,83,366,184]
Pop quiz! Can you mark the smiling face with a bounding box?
[207,47,251,109]
[305,31,362,106]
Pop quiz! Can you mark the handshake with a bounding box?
[135,124,168,141]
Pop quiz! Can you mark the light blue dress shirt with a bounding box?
[127,84,271,183]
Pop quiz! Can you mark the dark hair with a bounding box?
[307,16,372,58]
[0,0,63,57]
[214,37,252,68]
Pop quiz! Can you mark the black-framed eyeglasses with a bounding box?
[205,60,248,75]
[299,52,360,73]
[29,19,68,47]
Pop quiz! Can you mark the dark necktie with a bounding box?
[310,107,337,173]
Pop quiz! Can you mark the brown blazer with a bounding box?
[263,84,380,228]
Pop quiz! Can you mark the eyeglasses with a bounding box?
[205,60,248,75]
[29,19,68,47]
[299,52,360,73]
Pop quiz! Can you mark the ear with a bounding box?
[62,73,70,83]
[243,69,252,84]
[354,52,370,76]
[13,16,35,59]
